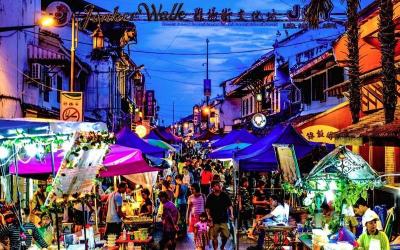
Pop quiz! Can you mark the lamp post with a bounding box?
[70,14,78,91]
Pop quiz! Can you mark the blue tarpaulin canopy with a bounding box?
[146,130,164,141]
[211,128,257,148]
[146,127,182,144]
[116,127,166,158]
[208,142,251,159]
[236,124,315,172]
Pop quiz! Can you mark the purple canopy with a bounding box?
[99,145,160,177]
[10,145,159,177]
[211,128,257,148]
[116,127,166,158]
[147,127,182,144]
[236,124,315,172]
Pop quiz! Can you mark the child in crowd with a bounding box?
[38,213,54,246]
[194,212,209,250]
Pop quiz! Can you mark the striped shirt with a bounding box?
[0,223,48,249]
[188,194,206,216]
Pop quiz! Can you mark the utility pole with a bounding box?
[172,101,175,134]
[70,14,78,91]
[206,38,209,106]
[204,38,210,130]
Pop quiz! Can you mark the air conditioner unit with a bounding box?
[31,63,43,81]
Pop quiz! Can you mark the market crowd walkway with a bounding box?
[175,233,254,249]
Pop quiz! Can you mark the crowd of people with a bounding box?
[0,142,397,250]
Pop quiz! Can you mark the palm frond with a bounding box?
[305,0,334,28]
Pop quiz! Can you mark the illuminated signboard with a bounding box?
[301,125,338,143]
[145,90,155,117]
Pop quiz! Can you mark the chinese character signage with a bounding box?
[60,92,83,121]
[301,125,338,143]
[145,90,155,117]
[135,85,144,109]
[193,105,200,126]
[204,79,211,97]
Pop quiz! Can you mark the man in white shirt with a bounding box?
[105,182,127,238]
[354,198,383,232]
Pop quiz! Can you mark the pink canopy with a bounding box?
[9,145,160,177]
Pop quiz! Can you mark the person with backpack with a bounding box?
[187,183,206,233]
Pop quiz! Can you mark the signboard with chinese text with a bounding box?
[193,105,200,126]
[301,125,338,143]
[60,92,83,121]
[204,79,211,97]
[135,85,144,110]
[145,90,155,117]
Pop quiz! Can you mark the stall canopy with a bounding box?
[146,130,164,141]
[146,139,176,151]
[305,146,383,186]
[146,127,181,144]
[208,143,251,159]
[211,128,257,148]
[236,124,316,172]
[9,145,160,177]
[116,127,166,158]
[0,118,107,137]
[193,130,221,142]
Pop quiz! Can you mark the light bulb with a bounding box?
[0,146,10,160]
[25,144,38,158]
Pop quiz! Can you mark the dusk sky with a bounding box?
[88,0,371,125]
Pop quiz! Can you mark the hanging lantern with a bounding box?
[92,24,104,50]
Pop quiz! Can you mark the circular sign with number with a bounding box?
[252,113,267,128]
[62,107,80,121]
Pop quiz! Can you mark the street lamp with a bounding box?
[38,15,56,27]
[0,13,55,32]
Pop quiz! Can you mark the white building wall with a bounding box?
[218,98,241,131]
[0,0,41,118]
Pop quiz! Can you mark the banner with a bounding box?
[204,79,211,97]
[60,92,83,121]
[145,90,155,117]
[193,105,200,126]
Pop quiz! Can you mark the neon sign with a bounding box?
[78,3,318,29]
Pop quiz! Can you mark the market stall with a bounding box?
[116,127,167,158]
[293,146,385,249]
[211,128,257,148]
[0,118,112,250]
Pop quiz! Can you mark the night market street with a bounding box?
[1,0,400,249]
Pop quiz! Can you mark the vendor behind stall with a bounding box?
[354,198,383,232]
[139,188,153,217]
[357,213,390,250]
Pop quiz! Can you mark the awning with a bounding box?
[9,145,161,177]
[290,51,332,78]
[236,124,316,172]
[334,106,400,145]
[211,128,257,148]
[28,44,66,63]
